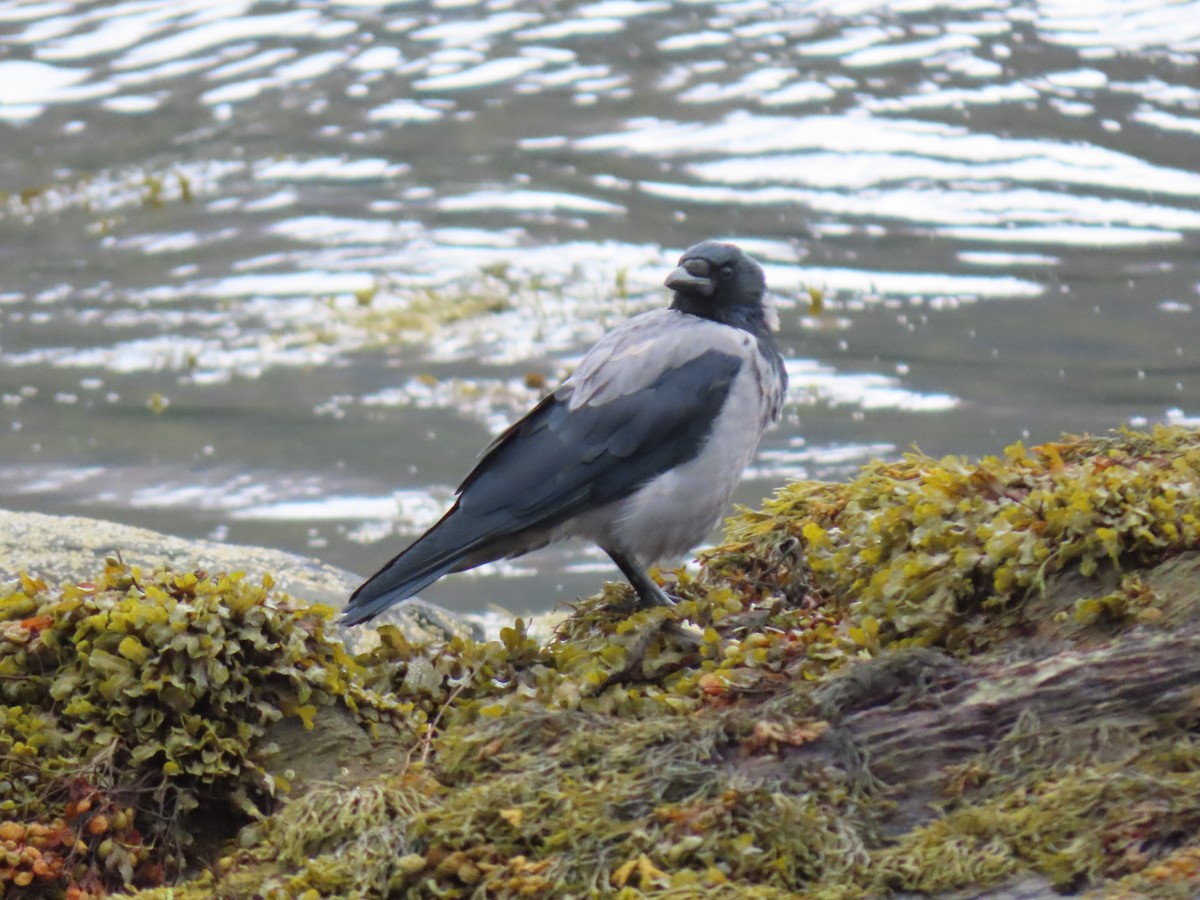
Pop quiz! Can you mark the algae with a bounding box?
[328,266,557,345]
[0,560,407,896]
[5,427,1200,898]
[710,424,1200,651]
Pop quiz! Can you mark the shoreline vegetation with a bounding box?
[3,426,1200,898]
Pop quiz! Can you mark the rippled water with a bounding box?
[2,0,1199,615]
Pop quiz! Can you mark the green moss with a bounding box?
[244,707,870,898]
[1069,573,1162,628]
[873,753,1200,895]
[3,165,198,228]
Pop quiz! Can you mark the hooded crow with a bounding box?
[341,240,788,625]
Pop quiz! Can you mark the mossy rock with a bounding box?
[3,427,1200,898]
[0,560,414,895]
[0,507,483,648]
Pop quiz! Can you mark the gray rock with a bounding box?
[0,507,482,648]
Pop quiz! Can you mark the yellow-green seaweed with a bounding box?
[5,427,1200,899]
[0,559,406,895]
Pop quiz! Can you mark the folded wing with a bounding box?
[341,348,742,624]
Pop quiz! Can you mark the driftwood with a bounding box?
[735,551,1200,900]
[810,629,1200,828]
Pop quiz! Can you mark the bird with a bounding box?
[341,240,788,625]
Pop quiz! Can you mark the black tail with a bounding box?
[341,513,480,625]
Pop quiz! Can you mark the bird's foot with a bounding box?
[603,548,680,612]
[586,611,701,695]
[637,580,678,608]
[608,580,678,612]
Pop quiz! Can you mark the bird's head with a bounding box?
[664,241,771,332]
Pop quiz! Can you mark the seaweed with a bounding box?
[0,559,405,896]
[5,427,1200,898]
[710,424,1200,650]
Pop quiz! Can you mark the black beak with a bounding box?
[664,258,714,296]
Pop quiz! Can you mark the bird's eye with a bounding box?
[719,265,734,280]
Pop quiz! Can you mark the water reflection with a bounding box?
[1,0,1198,614]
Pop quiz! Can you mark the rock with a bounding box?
[0,507,482,646]
[7,429,1200,899]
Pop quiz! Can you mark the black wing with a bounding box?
[456,348,742,526]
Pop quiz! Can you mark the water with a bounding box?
[2,0,1199,616]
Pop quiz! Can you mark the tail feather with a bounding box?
[341,516,480,625]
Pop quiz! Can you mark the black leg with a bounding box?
[604,547,674,608]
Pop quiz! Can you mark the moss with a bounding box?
[239,708,871,898]
[872,751,1200,895]
[3,166,199,228]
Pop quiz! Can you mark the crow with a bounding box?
[341,240,787,625]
